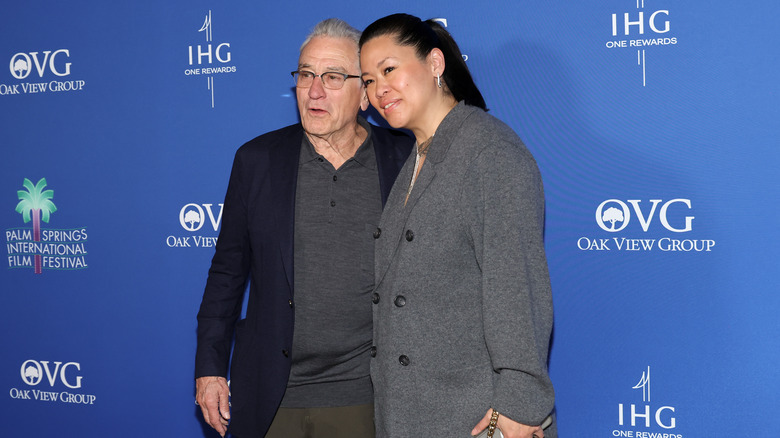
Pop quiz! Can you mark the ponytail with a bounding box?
[360,13,487,111]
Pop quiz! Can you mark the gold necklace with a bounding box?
[406,136,434,203]
[417,136,434,156]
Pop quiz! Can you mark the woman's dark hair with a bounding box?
[360,13,487,111]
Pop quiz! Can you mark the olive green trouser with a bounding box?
[265,403,374,438]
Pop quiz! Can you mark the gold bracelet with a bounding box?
[487,409,500,438]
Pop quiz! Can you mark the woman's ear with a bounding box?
[429,47,446,78]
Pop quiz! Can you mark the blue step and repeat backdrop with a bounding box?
[2,1,778,436]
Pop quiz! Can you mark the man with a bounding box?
[195,18,413,438]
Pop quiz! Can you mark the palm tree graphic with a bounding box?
[15,178,57,274]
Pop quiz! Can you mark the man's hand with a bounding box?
[196,376,230,437]
[471,409,544,438]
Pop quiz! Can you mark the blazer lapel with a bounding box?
[372,128,397,206]
[374,102,476,286]
[374,154,414,286]
[372,125,413,206]
[269,127,304,291]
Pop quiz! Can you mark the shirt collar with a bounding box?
[299,117,376,169]
[351,117,376,170]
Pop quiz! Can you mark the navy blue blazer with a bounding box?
[195,122,412,437]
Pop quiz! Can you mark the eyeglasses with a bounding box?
[291,70,362,90]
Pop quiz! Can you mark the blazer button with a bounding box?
[373,227,382,239]
[394,295,406,307]
[282,349,289,357]
[372,293,380,304]
[370,346,377,357]
[399,355,410,366]
[288,299,294,308]
[405,230,414,241]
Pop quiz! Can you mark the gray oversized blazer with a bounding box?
[371,102,556,437]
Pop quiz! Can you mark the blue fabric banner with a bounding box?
[2,1,778,436]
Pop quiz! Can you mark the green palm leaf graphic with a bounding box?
[15,178,57,223]
[15,178,57,274]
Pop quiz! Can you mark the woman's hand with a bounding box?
[471,409,544,438]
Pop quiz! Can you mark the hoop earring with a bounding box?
[436,74,442,88]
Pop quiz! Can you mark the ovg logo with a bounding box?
[179,203,223,232]
[166,203,222,248]
[596,199,693,233]
[184,10,237,107]
[6,178,89,273]
[2,49,85,95]
[9,50,71,80]
[577,198,715,252]
[20,360,82,388]
[10,359,96,405]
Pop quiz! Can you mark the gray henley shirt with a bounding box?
[280,119,381,408]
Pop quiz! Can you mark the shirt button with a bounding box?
[333,175,338,181]
[372,293,380,304]
[370,346,377,357]
[399,355,410,366]
[405,230,414,241]
[330,200,336,207]
[394,295,406,307]
[282,349,289,357]
[373,228,382,239]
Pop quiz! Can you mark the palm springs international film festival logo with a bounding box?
[577,198,716,253]
[166,202,223,248]
[9,359,96,405]
[184,10,237,108]
[1,49,86,96]
[6,178,88,273]
[604,1,678,86]
[613,366,681,437]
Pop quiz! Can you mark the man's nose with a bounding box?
[308,75,326,98]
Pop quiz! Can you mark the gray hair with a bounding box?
[300,18,361,51]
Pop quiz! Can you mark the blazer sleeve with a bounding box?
[465,137,555,426]
[195,147,252,378]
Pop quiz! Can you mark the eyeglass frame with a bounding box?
[291,70,362,90]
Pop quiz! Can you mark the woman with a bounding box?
[359,14,556,438]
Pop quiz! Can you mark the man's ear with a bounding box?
[360,87,370,111]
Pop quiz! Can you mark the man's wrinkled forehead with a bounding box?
[298,36,360,72]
